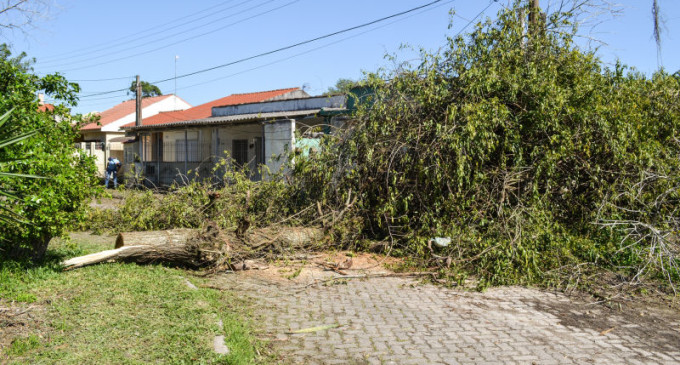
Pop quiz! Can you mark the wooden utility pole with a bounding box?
[135,75,142,128]
[529,0,539,33]
[135,75,144,173]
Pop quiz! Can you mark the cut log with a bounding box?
[115,229,196,249]
[63,226,323,270]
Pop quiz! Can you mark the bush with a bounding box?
[294,3,680,288]
[82,162,298,233]
[0,45,100,260]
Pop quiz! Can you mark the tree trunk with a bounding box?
[63,229,205,269]
[62,226,323,270]
[115,229,196,249]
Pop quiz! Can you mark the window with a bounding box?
[232,139,248,167]
[175,139,199,162]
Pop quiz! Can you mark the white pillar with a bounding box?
[263,119,295,177]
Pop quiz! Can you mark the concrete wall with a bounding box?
[263,119,295,176]
[76,142,125,177]
[213,95,346,117]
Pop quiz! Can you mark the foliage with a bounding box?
[81,160,299,233]
[0,108,43,225]
[0,44,100,260]
[129,80,162,98]
[293,3,680,289]
[324,78,358,96]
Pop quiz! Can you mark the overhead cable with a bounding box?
[39,0,244,63]
[80,0,444,99]
[40,0,275,69]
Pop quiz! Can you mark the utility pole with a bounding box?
[135,75,142,128]
[135,75,143,173]
[529,0,540,35]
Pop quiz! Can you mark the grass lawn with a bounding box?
[0,233,266,364]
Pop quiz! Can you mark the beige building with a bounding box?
[123,91,348,186]
[78,94,191,176]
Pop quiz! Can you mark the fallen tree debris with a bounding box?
[285,323,341,334]
[600,327,616,336]
[298,271,438,291]
[62,224,323,270]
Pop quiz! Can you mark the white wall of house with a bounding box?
[100,95,191,133]
[76,142,125,177]
[264,119,295,175]
[132,116,330,185]
[214,124,261,164]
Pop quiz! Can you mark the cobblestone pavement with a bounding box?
[213,264,680,365]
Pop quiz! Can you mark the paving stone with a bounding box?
[214,273,680,364]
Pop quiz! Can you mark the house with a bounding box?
[122,88,349,186]
[76,94,191,176]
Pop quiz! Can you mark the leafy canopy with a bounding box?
[294,2,680,288]
[129,80,162,98]
[0,44,100,260]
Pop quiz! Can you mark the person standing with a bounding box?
[105,156,121,188]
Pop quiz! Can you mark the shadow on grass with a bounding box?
[0,244,85,303]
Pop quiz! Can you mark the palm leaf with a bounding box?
[0,189,20,200]
[0,107,13,129]
[0,108,45,226]
[0,171,47,179]
[0,204,28,225]
[0,129,39,149]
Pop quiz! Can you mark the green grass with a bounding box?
[1,235,265,364]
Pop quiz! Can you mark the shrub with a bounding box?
[294,3,680,288]
[0,45,100,260]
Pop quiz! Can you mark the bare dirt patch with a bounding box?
[0,301,48,357]
[232,251,405,285]
[88,190,125,210]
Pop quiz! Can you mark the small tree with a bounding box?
[324,78,357,95]
[0,44,100,260]
[129,81,162,98]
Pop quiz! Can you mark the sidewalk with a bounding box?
[213,257,680,365]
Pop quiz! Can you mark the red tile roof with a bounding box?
[122,88,300,129]
[38,104,55,112]
[81,94,177,131]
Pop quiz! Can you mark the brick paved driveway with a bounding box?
[213,263,680,365]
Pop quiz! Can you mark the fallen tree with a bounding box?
[62,224,323,270]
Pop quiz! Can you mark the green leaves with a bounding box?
[293,2,680,289]
[0,44,100,260]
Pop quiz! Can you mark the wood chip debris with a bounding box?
[285,324,341,334]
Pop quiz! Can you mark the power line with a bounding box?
[173,0,458,93]
[40,0,274,69]
[56,0,299,73]
[70,76,135,82]
[71,0,494,85]
[454,0,497,37]
[38,0,245,63]
[80,0,445,99]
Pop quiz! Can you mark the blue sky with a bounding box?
[4,0,680,114]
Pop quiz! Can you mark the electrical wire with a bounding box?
[172,0,458,93]
[70,76,135,82]
[41,0,279,69]
[57,0,298,73]
[454,0,497,37]
[79,0,445,99]
[38,0,245,63]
